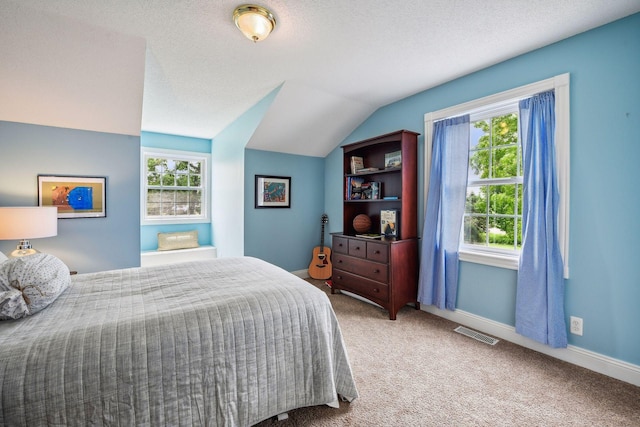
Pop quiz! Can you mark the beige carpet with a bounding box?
[255,279,640,426]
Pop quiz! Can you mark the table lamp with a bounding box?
[0,206,58,257]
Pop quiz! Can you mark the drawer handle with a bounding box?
[338,260,343,264]
[374,250,380,254]
[373,269,380,274]
[356,246,361,250]
[373,288,379,293]
[337,275,342,280]
[338,243,343,247]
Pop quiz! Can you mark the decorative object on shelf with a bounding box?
[353,214,372,233]
[308,214,332,280]
[350,156,364,174]
[381,209,399,237]
[233,4,277,42]
[38,175,106,219]
[0,207,58,257]
[385,150,402,169]
[355,233,384,239]
[255,175,291,208]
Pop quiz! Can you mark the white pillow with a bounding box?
[0,253,70,320]
[0,252,7,264]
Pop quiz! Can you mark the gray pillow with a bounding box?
[0,252,7,264]
[0,253,70,320]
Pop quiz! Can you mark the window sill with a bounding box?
[141,218,210,226]
[459,249,519,270]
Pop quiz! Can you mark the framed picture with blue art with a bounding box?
[255,175,291,208]
[38,175,106,218]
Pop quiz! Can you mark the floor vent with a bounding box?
[454,326,499,345]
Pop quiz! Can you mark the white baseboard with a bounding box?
[422,305,640,387]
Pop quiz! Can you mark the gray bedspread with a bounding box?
[0,257,358,426]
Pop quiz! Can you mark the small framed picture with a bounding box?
[38,175,106,218]
[380,209,399,237]
[385,150,402,169]
[255,175,291,208]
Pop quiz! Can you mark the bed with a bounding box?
[0,255,358,426]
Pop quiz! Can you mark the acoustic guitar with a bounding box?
[308,214,332,280]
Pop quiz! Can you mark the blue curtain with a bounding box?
[516,90,567,348]
[418,115,470,310]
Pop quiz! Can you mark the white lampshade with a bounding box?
[0,207,58,256]
[233,5,276,42]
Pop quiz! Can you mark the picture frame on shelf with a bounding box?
[380,208,399,237]
[385,150,402,169]
[38,175,106,218]
[255,175,291,208]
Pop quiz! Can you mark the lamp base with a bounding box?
[11,248,38,257]
[11,239,38,257]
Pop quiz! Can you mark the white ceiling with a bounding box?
[2,1,639,156]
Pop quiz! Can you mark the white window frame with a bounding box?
[141,147,211,225]
[424,73,570,278]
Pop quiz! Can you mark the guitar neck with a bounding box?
[319,215,328,253]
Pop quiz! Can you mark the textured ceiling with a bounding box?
[2,1,640,156]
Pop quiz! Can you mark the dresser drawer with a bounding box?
[348,239,367,258]
[366,242,388,263]
[333,253,388,283]
[333,269,389,303]
[333,236,349,254]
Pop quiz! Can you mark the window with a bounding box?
[464,109,523,253]
[141,148,210,225]
[424,74,570,275]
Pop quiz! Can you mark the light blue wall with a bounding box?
[324,13,640,366]
[140,131,212,251]
[245,149,325,272]
[0,121,140,273]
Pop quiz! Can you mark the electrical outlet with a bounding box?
[570,316,583,336]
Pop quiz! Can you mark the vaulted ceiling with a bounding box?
[2,1,639,157]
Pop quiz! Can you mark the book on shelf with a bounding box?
[346,178,382,200]
[380,209,399,237]
[355,167,380,173]
[350,156,364,174]
[371,181,381,199]
[347,176,365,200]
[355,233,384,239]
[385,150,402,169]
[361,182,372,199]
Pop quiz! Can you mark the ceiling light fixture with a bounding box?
[233,4,276,42]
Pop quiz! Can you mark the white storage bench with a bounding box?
[141,246,217,267]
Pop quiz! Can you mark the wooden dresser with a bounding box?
[331,234,418,320]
